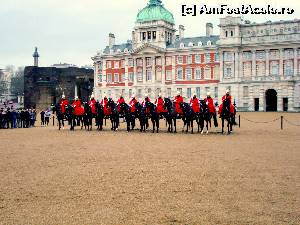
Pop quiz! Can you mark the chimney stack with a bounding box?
[179,25,185,39]
[109,33,115,49]
[206,23,213,37]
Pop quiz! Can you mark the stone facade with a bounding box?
[24,66,94,110]
[92,0,300,112]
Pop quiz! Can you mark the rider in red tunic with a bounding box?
[72,96,84,116]
[174,91,184,115]
[155,93,167,114]
[88,94,96,114]
[219,90,235,114]
[60,94,69,114]
[100,96,111,116]
[204,92,216,114]
[117,94,125,113]
[204,92,218,127]
[142,94,151,114]
[190,93,200,113]
[129,95,138,113]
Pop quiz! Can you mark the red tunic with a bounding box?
[219,95,234,114]
[129,98,137,113]
[155,97,167,113]
[101,98,111,116]
[117,97,125,112]
[88,99,96,114]
[173,96,183,114]
[60,99,69,114]
[72,100,84,116]
[204,97,216,113]
[190,97,200,113]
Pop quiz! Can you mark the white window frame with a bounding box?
[177,56,183,64]
[186,68,192,80]
[195,67,201,80]
[177,67,183,80]
[166,70,172,81]
[114,73,119,83]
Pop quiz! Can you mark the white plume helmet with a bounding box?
[119,93,123,97]
[90,93,95,99]
[62,94,65,99]
[177,91,181,95]
[131,94,135,98]
[158,93,162,97]
[226,89,230,94]
[75,96,79,100]
[207,92,211,96]
[193,92,197,97]
[144,94,148,98]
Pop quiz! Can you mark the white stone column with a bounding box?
[234,51,239,81]
[294,48,298,76]
[125,58,129,87]
[259,88,265,111]
[277,87,283,112]
[251,50,256,77]
[133,57,137,86]
[265,49,270,76]
[279,48,284,76]
[143,57,146,84]
[102,59,107,88]
[239,51,243,79]
[152,56,155,84]
[74,84,78,97]
[172,55,176,84]
[161,55,166,96]
[288,86,294,111]
[219,51,224,81]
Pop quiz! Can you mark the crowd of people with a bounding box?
[0,108,37,129]
[40,109,52,126]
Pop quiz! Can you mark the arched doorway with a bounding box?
[265,89,277,112]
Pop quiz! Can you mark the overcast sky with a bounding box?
[0,0,299,68]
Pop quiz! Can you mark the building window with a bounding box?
[205,67,211,79]
[148,31,151,40]
[137,69,143,82]
[167,88,172,97]
[129,72,134,82]
[137,58,143,67]
[224,66,232,77]
[121,73,125,82]
[256,51,266,60]
[243,86,249,97]
[121,60,125,68]
[146,57,152,66]
[284,49,294,59]
[186,68,192,80]
[138,89,142,98]
[225,31,228,37]
[270,61,279,76]
[166,70,172,81]
[187,88,192,98]
[205,54,210,63]
[114,61,119,69]
[107,61,111,68]
[256,62,266,77]
[196,87,201,98]
[142,32,146,40]
[243,51,252,60]
[107,74,112,83]
[207,41,211,46]
[214,87,218,98]
[128,58,134,67]
[198,41,202,46]
[284,60,294,76]
[176,68,183,80]
[215,53,220,62]
[177,88,182,95]
[195,68,201,80]
[166,57,172,65]
[230,31,234,36]
[153,31,156,40]
[98,74,102,82]
[180,43,185,48]
[243,62,251,77]
[224,52,233,61]
[205,87,210,94]
[114,73,119,83]
[270,50,280,59]
[129,89,132,98]
[156,57,162,66]
[187,55,192,64]
[146,70,152,81]
[195,55,200,63]
[177,56,183,64]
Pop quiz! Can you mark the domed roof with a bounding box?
[136,0,175,24]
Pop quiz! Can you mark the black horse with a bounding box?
[180,102,195,133]
[135,102,148,132]
[145,101,160,133]
[107,98,119,131]
[95,101,104,131]
[220,99,234,134]
[83,102,93,131]
[120,102,135,132]
[163,98,177,133]
[54,103,65,130]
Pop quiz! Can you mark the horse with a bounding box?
[83,102,93,131]
[145,101,160,133]
[135,102,148,132]
[95,101,104,131]
[120,102,135,132]
[65,104,84,131]
[199,100,211,134]
[180,102,195,133]
[220,98,234,134]
[107,98,119,131]
[54,103,65,130]
[163,98,177,133]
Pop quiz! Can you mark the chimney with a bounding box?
[206,23,213,37]
[179,25,185,39]
[109,33,115,49]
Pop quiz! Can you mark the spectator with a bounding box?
[40,110,45,126]
[44,109,51,126]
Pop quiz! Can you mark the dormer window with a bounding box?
[124,48,128,53]
[188,42,194,47]
[207,41,211,46]
[117,49,121,53]
[198,41,202,46]
[180,43,185,48]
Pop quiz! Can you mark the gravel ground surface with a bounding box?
[0,112,299,225]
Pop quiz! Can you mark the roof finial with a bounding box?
[149,0,162,6]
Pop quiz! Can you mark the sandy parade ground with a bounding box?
[0,112,299,225]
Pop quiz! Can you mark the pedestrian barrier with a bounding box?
[238,114,300,130]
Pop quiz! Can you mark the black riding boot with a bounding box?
[213,114,218,127]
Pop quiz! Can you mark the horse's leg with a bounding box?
[174,118,177,133]
[157,118,159,133]
[191,119,194,134]
[222,118,224,134]
[206,120,209,134]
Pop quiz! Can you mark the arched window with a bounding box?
[180,43,185,48]
[124,48,128,53]
[231,31,234,36]
[225,31,228,37]
[198,41,202,46]
[207,41,212,46]
[188,42,194,47]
